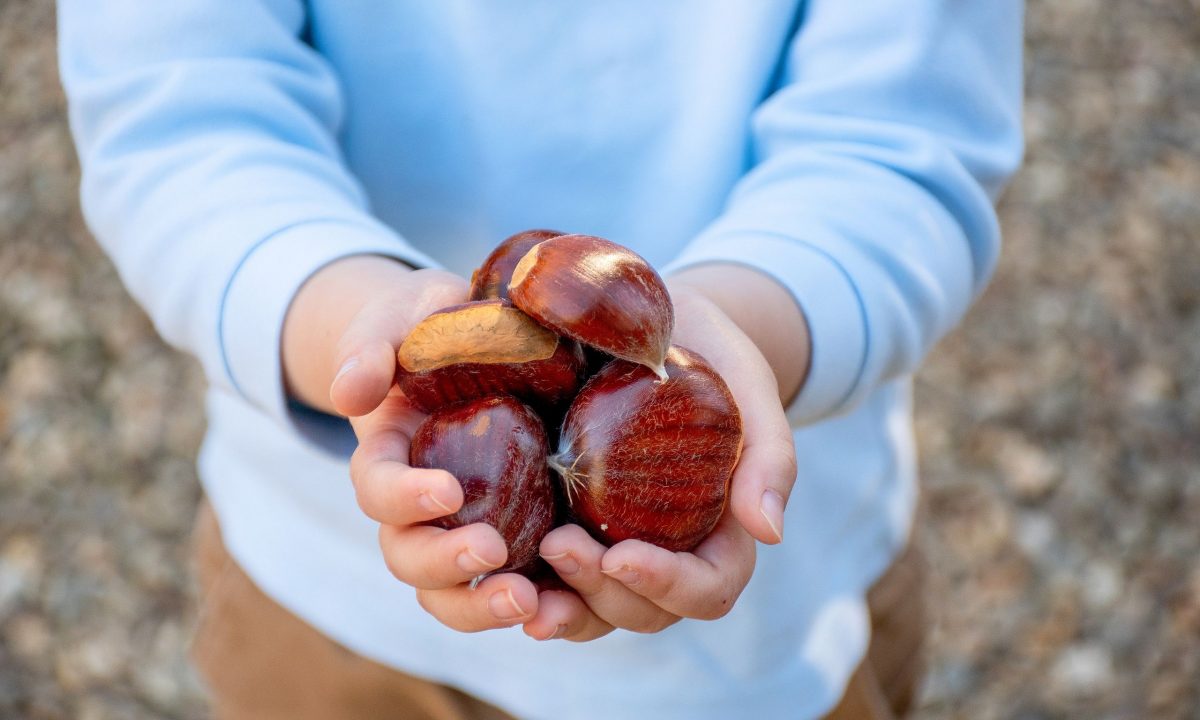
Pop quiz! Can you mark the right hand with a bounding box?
[282,255,540,631]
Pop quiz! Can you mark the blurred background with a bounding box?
[1,1,1197,718]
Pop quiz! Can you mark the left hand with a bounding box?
[522,284,800,641]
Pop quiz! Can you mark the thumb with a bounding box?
[329,337,398,418]
[330,269,468,417]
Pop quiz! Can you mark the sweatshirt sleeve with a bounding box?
[663,0,1024,425]
[57,0,438,427]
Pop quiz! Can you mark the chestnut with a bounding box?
[409,396,557,580]
[507,234,674,381]
[469,229,564,301]
[549,346,743,552]
[396,299,585,414]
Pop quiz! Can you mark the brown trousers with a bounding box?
[191,502,924,720]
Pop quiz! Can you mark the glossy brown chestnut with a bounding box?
[396,300,586,414]
[409,396,557,579]
[507,234,674,381]
[469,229,564,301]
[549,346,743,552]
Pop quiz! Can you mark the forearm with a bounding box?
[668,264,810,407]
[662,2,1021,425]
[59,0,441,430]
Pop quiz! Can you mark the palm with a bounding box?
[522,288,797,641]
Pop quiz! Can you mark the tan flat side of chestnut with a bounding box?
[397,300,558,373]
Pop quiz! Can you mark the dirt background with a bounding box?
[1,1,1198,718]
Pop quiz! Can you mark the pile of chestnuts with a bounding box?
[399,231,744,580]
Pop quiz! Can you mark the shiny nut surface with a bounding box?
[410,396,557,578]
[550,346,743,552]
[508,234,674,380]
[469,229,564,301]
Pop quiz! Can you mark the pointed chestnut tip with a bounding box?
[506,234,675,376]
[650,363,670,383]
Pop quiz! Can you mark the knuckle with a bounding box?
[414,588,435,614]
[773,437,799,483]
[348,448,370,492]
[353,469,382,518]
[570,576,606,599]
[696,597,734,621]
[416,588,473,632]
[565,621,614,642]
[626,613,678,634]
[642,563,681,604]
[696,584,743,621]
[380,540,407,582]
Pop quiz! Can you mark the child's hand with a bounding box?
[522,284,801,641]
[283,256,540,631]
[283,258,803,640]
[348,388,541,631]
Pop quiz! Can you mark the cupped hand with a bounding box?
[349,389,539,631]
[522,284,799,641]
[282,256,539,631]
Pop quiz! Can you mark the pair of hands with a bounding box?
[282,255,804,642]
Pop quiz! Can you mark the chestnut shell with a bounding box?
[469,229,565,301]
[507,234,674,380]
[410,396,557,577]
[550,346,743,552]
[395,300,586,414]
[397,338,586,415]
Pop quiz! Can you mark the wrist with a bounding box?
[282,255,414,412]
[667,264,810,405]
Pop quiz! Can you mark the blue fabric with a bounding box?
[59,1,1023,717]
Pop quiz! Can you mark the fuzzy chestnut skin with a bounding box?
[396,300,586,414]
[507,234,674,381]
[550,346,743,552]
[469,229,564,301]
[410,396,557,578]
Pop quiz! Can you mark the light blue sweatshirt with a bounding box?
[59,2,1022,718]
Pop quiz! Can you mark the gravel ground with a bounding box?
[2,1,1198,718]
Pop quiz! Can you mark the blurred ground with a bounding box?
[1,1,1198,718]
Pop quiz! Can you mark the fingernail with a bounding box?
[539,624,568,641]
[456,548,500,575]
[333,356,360,386]
[760,489,785,543]
[600,564,640,586]
[541,551,580,576]
[418,490,453,515]
[488,588,528,620]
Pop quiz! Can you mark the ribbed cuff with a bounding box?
[219,216,438,427]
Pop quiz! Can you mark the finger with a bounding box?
[415,573,538,632]
[539,525,678,633]
[379,522,508,590]
[349,394,462,525]
[599,511,755,620]
[726,406,797,545]
[331,269,468,417]
[522,590,616,643]
[354,460,462,526]
[672,295,798,545]
[330,338,397,418]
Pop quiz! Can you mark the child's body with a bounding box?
[58,1,1023,717]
